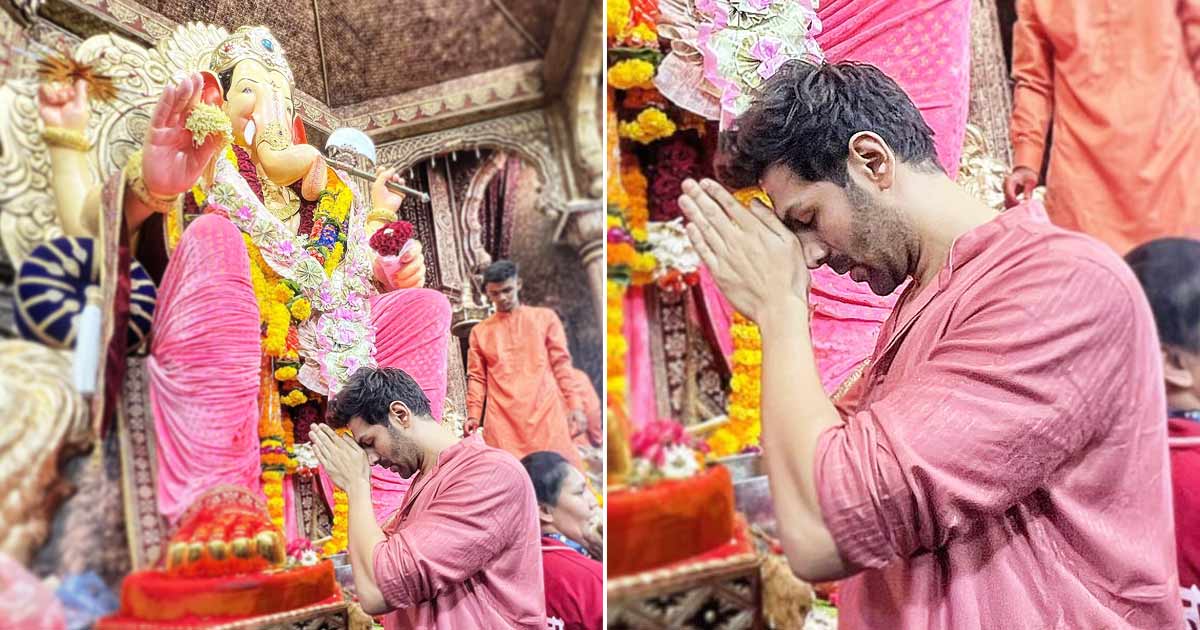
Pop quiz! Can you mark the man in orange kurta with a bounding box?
[1005,0,1200,254]
[465,261,584,470]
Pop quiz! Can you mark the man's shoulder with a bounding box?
[989,217,1141,305]
[451,440,531,487]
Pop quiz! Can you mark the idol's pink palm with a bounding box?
[142,72,225,198]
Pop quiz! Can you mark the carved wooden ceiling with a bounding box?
[26,0,593,138]
[136,0,560,107]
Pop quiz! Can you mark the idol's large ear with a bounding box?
[291,113,308,146]
[199,71,225,107]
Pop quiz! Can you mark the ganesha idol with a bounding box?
[33,25,451,555]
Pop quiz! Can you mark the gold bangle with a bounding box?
[124,149,181,213]
[367,207,398,225]
[42,126,91,152]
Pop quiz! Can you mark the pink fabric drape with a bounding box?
[694,0,970,392]
[817,0,971,176]
[623,286,657,429]
[148,214,263,523]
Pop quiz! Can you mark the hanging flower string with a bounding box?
[707,187,771,456]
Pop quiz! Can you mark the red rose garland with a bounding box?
[370,220,415,256]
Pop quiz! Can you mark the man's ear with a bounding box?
[1164,347,1196,391]
[389,401,414,428]
[847,131,895,191]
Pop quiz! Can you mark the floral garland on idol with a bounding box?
[706,187,770,457]
[195,145,373,557]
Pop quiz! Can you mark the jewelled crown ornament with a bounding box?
[209,25,294,84]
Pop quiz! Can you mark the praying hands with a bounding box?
[309,423,371,496]
[678,178,812,325]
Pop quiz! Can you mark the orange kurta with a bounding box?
[564,368,602,448]
[467,306,583,470]
[1011,0,1200,253]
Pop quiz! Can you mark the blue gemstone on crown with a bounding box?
[262,39,274,52]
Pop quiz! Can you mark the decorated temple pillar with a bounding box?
[551,2,604,324]
[968,0,1014,165]
[556,199,605,327]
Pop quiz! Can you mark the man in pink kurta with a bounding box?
[684,60,1181,629]
[816,202,1180,628]
[311,367,545,629]
[465,260,584,470]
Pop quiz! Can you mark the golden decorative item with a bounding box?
[186,541,204,563]
[956,123,1010,212]
[124,149,181,214]
[231,537,251,559]
[0,340,90,565]
[207,539,227,561]
[260,176,301,222]
[40,126,91,152]
[36,52,119,103]
[366,207,399,225]
[255,121,290,152]
[208,26,295,84]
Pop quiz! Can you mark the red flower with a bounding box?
[370,220,415,256]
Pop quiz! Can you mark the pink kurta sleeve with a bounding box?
[372,456,529,609]
[544,310,581,412]
[1182,0,1200,82]
[466,327,487,421]
[815,260,1136,570]
[1010,0,1056,172]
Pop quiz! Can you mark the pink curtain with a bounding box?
[148,214,263,524]
[623,286,657,429]
[817,0,971,176]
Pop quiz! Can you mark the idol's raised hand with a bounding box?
[679,178,810,323]
[142,73,226,199]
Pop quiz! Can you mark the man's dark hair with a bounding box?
[483,259,519,285]
[330,367,431,427]
[521,451,571,507]
[1126,237,1200,354]
[718,60,941,189]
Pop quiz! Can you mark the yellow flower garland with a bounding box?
[258,365,287,532]
[708,187,772,457]
[607,0,631,43]
[608,59,656,91]
[708,312,762,457]
[606,280,628,414]
[618,107,677,144]
[323,426,352,557]
[243,234,291,358]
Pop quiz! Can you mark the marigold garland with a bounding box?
[258,364,287,532]
[608,59,656,91]
[607,0,631,43]
[618,107,676,144]
[243,234,292,358]
[707,187,772,457]
[322,426,353,557]
[606,280,628,415]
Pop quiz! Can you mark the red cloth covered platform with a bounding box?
[96,561,345,629]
